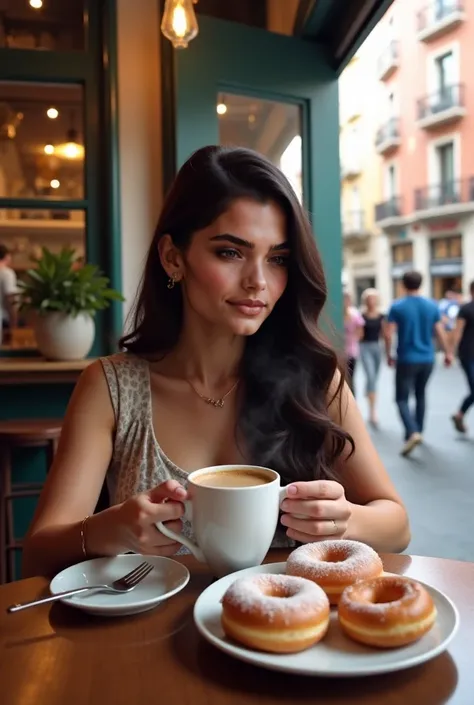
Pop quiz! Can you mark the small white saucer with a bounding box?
[50,554,190,617]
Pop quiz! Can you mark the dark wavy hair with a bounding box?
[121,145,353,483]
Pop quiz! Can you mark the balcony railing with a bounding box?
[417,1,464,37]
[343,210,365,235]
[417,83,465,121]
[375,197,402,222]
[414,177,474,211]
[375,117,401,153]
[377,41,399,80]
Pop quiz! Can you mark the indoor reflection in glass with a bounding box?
[0,0,85,51]
[0,81,84,201]
[217,92,303,203]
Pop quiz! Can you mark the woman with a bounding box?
[359,288,384,427]
[343,291,365,395]
[23,146,409,578]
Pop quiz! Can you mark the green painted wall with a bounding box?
[175,16,343,328]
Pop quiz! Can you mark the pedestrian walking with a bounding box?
[343,291,364,395]
[384,271,452,457]
[360,288,384,427]
[451,280,474,434]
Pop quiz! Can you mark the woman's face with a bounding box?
[366,294,377,310]
[164,198,290,337]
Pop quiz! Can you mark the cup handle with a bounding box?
[156,500,206,563]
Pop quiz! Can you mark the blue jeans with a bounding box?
[460,358,474,415]
[360,342,382,394]
[395,363,433,439]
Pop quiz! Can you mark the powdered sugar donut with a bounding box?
[221,573,330,653]
[286,540,384,604]
[338,575,437,648]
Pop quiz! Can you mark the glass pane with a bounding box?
[0,0,85,51]
[0,82,84,199]
[0,207,85,351]
[217,92,303,202]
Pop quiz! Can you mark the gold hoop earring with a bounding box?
[167,272,179,289]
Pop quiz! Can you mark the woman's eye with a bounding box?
[269,255,289,267]
[217,248,241,260]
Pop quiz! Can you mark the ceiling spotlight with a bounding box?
[29,0,43,8]
[216,103,227,116]
[47,107,59,119]
[44,144,54,155]
[50,179,60,189]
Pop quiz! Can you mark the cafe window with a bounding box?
[0,0,85,51]
[0,1,121,356]
[0,82,84,200]
[392,242,413,263]
[431,236,462,260]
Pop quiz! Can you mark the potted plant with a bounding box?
[17,247,124,360]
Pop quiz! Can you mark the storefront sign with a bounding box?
[428,221,459,233]
[429,260,463,277]
[391,263,413,279]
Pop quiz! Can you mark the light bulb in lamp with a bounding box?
[161,0,198,49]
[44,144,54,155]
[216,103,227,116]
[29,0,43,8]
[50,179,60,189]
[55,129,84,160]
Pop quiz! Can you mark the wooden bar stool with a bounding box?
[0,419,62,583]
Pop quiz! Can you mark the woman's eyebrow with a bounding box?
[210,234,289,251]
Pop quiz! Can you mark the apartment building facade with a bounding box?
[340,36,385,304]
[375,0,474,306]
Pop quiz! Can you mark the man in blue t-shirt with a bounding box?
[384,271,452,456]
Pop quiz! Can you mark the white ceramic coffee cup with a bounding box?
[156,464,287,577]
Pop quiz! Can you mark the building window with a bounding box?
[437,142,454,187]
[436,51,454,94]
[430,235,463,299]
[431,235,462,260]
[392,242,413,263]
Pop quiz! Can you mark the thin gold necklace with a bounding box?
[187,379,239,408]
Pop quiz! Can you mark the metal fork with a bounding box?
[7,561,154,613]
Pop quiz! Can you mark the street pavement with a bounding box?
[354,355,474,562]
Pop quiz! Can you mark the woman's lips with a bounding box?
[227,300,267,316]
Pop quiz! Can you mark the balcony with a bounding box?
[417,1,465,42]
[377,41,399,81]
[417,84,466,129]
[414,177,474,219]
[375,118,401,155]
[374,197,404,229]
[340,158,362,180]
[342,210,369,239]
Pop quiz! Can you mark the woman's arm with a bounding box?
[22,362,121,577]
[22,362,185,578]
[329,374,411,553]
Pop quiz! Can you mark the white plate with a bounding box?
[50,554,190,616]
[193,562,460,677]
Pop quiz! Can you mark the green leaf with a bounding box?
[16,246,124,316]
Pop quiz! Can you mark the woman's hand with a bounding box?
[115,479,188,556]
[280,480,352,543]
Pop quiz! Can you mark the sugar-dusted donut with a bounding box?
[286,540,384,604]
[221,573,330,653]
[338,575,437,648]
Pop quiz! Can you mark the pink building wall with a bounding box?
[380,0,474,214]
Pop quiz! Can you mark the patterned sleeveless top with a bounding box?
[99,353,293,553]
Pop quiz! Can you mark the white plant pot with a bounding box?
[33,312,95,361]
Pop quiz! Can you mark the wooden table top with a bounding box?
[0,550,471,705]
[0,357,94,384]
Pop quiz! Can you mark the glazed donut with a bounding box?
[286,540,383,604]
[221,573,330,653]
[338,575,437,648]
